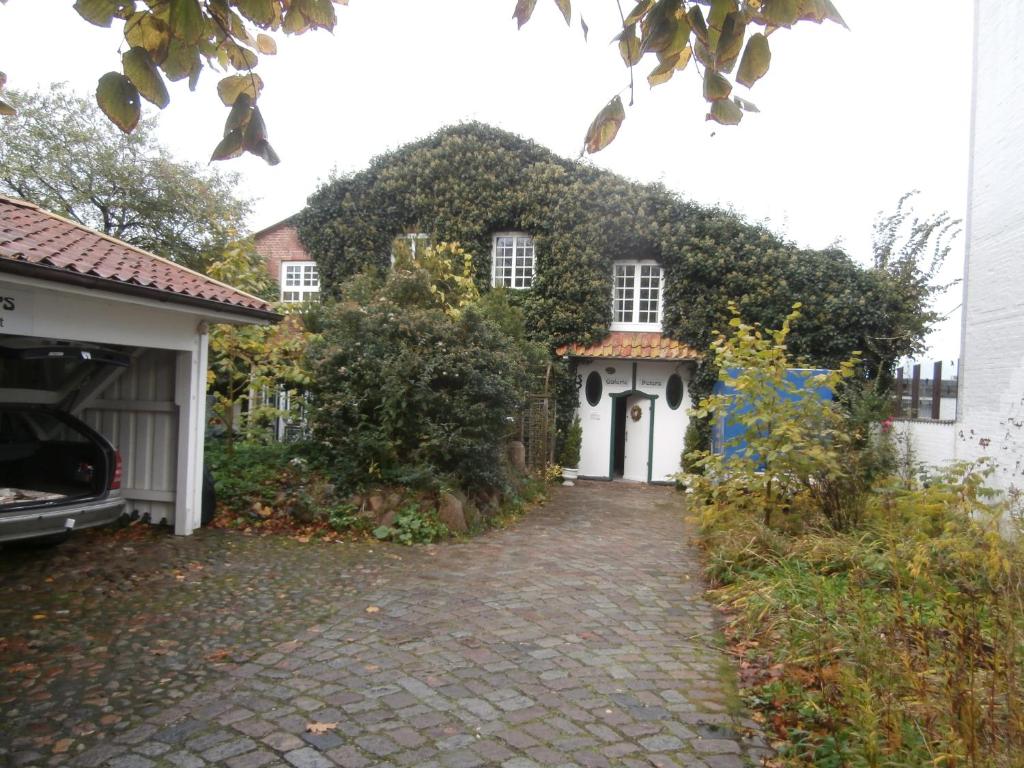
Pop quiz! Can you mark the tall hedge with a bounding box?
[307,270,526,492]
[299,122,896,376]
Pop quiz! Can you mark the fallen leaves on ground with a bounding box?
[210,506,369,545]
[305,721,338,734]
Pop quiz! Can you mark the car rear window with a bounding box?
[0,357,91,390]
[0,409,90,444]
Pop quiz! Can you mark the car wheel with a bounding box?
[201,467,216,527]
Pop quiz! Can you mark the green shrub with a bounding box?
[559,414,582,468]
[307,268,527,494]
[327,503,363,533]
[205,439,298,514]
[681,417,707,475]
[205,439,347,523]
[372,504,448,545]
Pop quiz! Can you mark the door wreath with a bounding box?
[630,404,643,422]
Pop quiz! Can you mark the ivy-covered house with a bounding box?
[262,123,898,484]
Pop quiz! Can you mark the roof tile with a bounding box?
[557,331,700,361]
[0,196,275,317]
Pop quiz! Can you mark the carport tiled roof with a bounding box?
[0,196,278,320]
[557,331,701,360]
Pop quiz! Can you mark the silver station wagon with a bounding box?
[0,342,127,543]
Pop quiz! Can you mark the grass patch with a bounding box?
[698,465,1024,766]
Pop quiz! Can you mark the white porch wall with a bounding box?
[574,358,691,482]
[576,359,619,478]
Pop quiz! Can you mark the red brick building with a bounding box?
[252,218,320,303]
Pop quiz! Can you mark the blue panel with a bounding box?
[711,368,833,461]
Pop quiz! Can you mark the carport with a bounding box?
[0,196,279,535]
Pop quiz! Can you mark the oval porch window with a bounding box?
[666,373,684,410]
[585,371,602,406]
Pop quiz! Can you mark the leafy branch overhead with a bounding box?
[61,0,348,164]
[516,0,846,154]
[0,0,841,163]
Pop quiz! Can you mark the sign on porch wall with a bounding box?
[0,283,35,335]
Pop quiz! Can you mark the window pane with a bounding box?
[613,264,636,322]
[494,235,535,289]
[585,371,603,407]
[514,236,535,289]
[638,265,661,324]
[666,373,684,410]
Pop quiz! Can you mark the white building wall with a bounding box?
[892,419,957,477]
[956,1,1024,491]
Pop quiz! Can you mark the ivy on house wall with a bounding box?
[299,123,902,381]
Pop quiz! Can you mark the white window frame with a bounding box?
[491,233,535,289]
[609,260,664,331]
[280,260,320,303]
[390,233,431,267]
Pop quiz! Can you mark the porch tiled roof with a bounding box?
[0,196,278,320]
[557,331,701,360]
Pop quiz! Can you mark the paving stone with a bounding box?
[638,734,685,751]
[501,760,540,768]
[325,745,371,768]
[0,484,771,768]
[233,718,278,739]
[186,730,234,752]
[283,747,334,768]
[116,724,159,745]
[157,720,209,745]
[73,742,129,767]
[301,730,344,751]
[202,736,258,761]
[439,749,485,768]
[107,755,157,768]
[355,733,400,756]
[693,738,742,754]
[226,749,279,768]
[135,742,171,757]
[702,755,746,768]
[165,752,206,768]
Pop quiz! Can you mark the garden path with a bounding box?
[0,482,770,767]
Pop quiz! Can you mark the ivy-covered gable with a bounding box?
[299,122,892,373]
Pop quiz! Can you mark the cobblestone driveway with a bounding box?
[1,482,769,768]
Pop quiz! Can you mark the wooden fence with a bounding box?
[894,361,958,421]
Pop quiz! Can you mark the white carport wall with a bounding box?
[0,275,265,536]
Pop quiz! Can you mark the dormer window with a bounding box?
[491,234,535,289]
[280,261,320,303]
[610,260,663,331]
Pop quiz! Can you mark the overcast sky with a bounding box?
[0,1,974,359]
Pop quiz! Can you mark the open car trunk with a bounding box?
[0,407,114,512]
